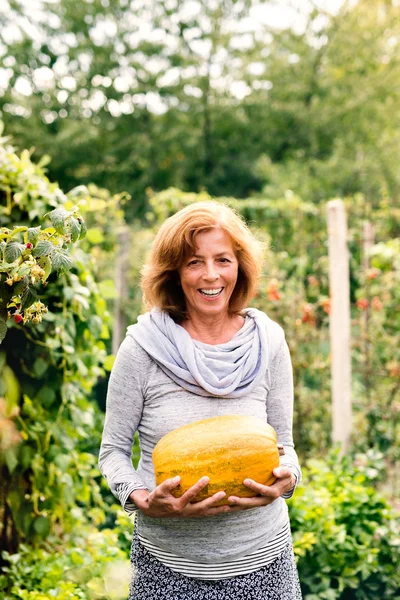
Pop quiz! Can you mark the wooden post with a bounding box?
[112,226,130,355]
[327,200,352,452]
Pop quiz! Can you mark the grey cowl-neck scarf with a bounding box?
[127,307,271,398]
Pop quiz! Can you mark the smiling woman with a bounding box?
[99,200,302,599]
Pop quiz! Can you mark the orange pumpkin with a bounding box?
[152,414,281,505]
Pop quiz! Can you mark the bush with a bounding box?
[0,127,121,555]
[0,508,133,600]
[290,451,400,599]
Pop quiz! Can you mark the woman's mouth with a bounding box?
[198,287,224,299]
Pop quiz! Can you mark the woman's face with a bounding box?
[178,228,239,320]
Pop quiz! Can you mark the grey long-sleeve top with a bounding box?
[98,317,301,563]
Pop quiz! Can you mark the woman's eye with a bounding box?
[188,260,200,266]
[218,258,230,263]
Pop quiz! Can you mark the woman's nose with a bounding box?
[203,263,219,280]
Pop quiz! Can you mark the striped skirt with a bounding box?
[129,526,303,600]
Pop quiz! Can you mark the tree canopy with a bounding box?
[1,0,399,217]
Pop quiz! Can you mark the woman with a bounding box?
[99,201,302,599]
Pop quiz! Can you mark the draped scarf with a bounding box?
[127,307,271,398]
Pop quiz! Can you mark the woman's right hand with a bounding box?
[130,476,230,518]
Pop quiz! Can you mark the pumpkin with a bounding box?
[152,414,281,505]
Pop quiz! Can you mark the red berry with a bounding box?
[26,243,33,249]
[356,298,369,310]
[14,314,23,324]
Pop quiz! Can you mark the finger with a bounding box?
[179,476,210,505]
[227,495,271,508]
[157,476,181,495]
[242,478,274,496]
[185,494,229,517]
[272,467,293,479]
[194,491,226,508]
[203,504,232,516]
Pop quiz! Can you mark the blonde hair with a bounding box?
[141,201,264,321]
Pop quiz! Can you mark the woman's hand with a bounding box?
[226,467,296,511]
[130,476,232,518]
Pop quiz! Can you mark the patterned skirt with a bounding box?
[129,527,303,600]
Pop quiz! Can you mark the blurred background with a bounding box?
[1,1,400,599]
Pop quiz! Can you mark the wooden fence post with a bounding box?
[112,226,131,355]
[327,199,352,452]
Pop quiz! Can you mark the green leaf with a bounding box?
[32,240,53,257]
[103,354,115,371]
[37,256,52,281]
[27,226,41,245]
[33,516,51,537]
[33,357,48,378]
[88,315,102,337]
[0,260,19,273]
[37,386,56,407]
[78,219,87,240]
[16,263,31,278]
[4,448,19,473]
[13,276,29,296]
[67,185,89,197]
[3,364,20,406]
[51,248,73,272]
[10,226,28,237]
[86,228,104,244]
[98,278,118,299]
[46,207,70,234]
[69,216,81,243]
[0,319,7,344]
[4,242,25,263]
[37,154,51,168]
[20,286,37,310]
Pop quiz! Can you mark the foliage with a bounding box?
[0,508,133,600]
[2,454,399,600]
[290,450,400,599]
[1,1,400,216]
[0,129,120,556]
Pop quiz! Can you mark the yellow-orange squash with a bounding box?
[152,414,280,505]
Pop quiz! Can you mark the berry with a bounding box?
[26,242,33,249]
[356,298,369,310]
[14,314,23,324]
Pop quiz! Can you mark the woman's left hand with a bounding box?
[227,467,296,510]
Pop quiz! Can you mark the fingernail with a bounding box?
[172,476,180,483]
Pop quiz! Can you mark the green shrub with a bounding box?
[289,451,400,599]
[0,127,121,554]
[0,508,133,600]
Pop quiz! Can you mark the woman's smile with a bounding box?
[198,287,224,299]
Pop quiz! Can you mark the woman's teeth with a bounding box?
[199,288,223,297]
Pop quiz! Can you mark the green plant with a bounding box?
[289,451,400,599]
[0,128,116,556]
[0,511,133,600]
